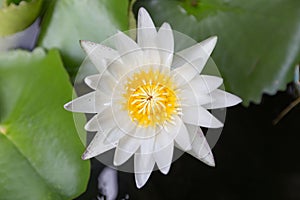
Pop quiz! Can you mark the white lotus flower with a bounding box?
[64,8,241,188]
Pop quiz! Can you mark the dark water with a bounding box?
[77,89,300,200]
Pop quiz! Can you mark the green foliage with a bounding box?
[134,0,300,105]
[38,0,129,78]
[0,49,90,200]
[0,0,42,36]
[0,0,299,198]
[6,0,31,5]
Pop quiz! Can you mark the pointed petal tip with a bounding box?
[160,165,171,175]
[207,35,218,47]
[236,96,243,105]
[83,123,91,132]
[79,40,87,48]
[210,115,224,128]
[199,35,218,55]
[201,153,215,167]
[63,102,71,111]
[81,151,90,160]
[84,76,92,86]
[113,158,122,166]
[136,182,144,189]
[215,121,224,128]
[138,7,148,16]
[211,35,218,42]
[135,172,152,189]
[80,40,95,54]
[161,22,171,29]
[207,159,216,167]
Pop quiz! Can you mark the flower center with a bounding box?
[124,69,179,127]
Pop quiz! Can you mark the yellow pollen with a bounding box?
[124,69,179,127]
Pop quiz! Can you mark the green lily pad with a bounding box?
[0,48,90,199]
[38,0,129,77]
[134,0,300,105]
[0,0,42,36]
[6,0,31,6]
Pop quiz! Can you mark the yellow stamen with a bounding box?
[124,69,179,127]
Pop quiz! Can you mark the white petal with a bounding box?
[200,151,215,167]
[104,127,126,145]
[135,126,156,140]
[134,135,155,178]
[163,115,184,139]
[153,118,183,174]
[187,127,215,166]
[174,118,192,151]
[84,114,99,132]
[97,71,117,95]
[134,151,155,188]
[173,36,217,73]
[200,36,218,56]
[182,106,223,128]
[178,87,212,106]
[113,135,140,166]
[84,108,116,132]
[142,49,161,66]
[84,74,99,90]
[80,40,119,73]
[114,31,143,67]
[112,110,137,135]
[137,7,157,48]
[157,23,174,67]
[153,128,172,151]
[202,89,242,109]
[82,130,116,160]
[153,133,174,174]
[64,91,103,113]
[107,60,132,80]
[185,75,223,94]
[171,62,199,86]
[137,8,161,66]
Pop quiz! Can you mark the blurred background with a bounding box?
[0,0,299,199]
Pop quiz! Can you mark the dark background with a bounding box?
[77,86,300,200]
